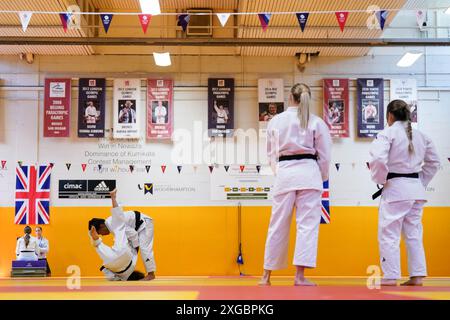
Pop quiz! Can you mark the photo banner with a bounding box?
[258,79,284,128]
[113,79,141,139]
[390,79,418,126]
[323,79,349,138]
[208,78,234,137]
[357,78,385,138]
[43,79,71,137]
[78,78,105,138]
[147,79,173,139]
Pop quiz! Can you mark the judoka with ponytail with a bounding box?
[369,99,440,286]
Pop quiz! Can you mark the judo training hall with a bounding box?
[0,0,450,316]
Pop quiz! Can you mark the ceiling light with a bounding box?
[396,51,423,67]
[139,0,161,15]
[153,52,171,66]
[445,7,450,15]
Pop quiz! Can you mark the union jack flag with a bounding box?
[321,180,330,224]
[15,164,52,225]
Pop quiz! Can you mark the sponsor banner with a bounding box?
[113,79,141,139]
[258,79,284,127]
[390,79,418,126]
[147,79,173,139]
[43,79,71,137]
[58,179,116,199]
[323,79,350,138]
[357,78,385,138]
[208,78,234,137]
[78,78,106,138]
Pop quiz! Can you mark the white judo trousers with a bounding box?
[378,199,427,280]
[264,189,322,270]
[139,217,156,273]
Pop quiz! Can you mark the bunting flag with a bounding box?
[239,165,245,173]
[81,163,87,172]
[66,163,71,171]
[296,12,309,32]
[100,14,113,34]
[129,165,134,173]
[335,11,349,32]
[161,165,166,173]
[19,11,32,32]
[366,162,370,169]
[1,160,6,169]
[335,163,340,171]
[258,13,271,32]
[256,165,261,173]
[138,14,152,34]
[18,161,23,167]
[216,13,231,27]
[49,163,54,168]
[448,158,450,163]
[208,165,214,173]
[145,165,151,173]
[177,14,190,32]
[177,166,182,174]
[376,10,388,30]
[224,165,230,172]
[59,13,70,32]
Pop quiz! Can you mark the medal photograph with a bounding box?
[0,0,449,318]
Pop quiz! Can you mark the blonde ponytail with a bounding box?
[291,83,311,130]
[386,99,415,154]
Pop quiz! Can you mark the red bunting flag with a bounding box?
[138,14,152,34]
[1,160,6,169]
[239,165,245,172]
[161,165,166,173]
[335,11,349,32]
[81,163,87,172]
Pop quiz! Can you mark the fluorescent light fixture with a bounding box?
[396,51,423,67]
[139,0,161,15]
[445,7,450,15]
[153,52,171,66]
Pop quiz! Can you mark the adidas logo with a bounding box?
[94,181,110,192]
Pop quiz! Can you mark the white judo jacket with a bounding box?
[267,107,332,195]
[369,121,440,202]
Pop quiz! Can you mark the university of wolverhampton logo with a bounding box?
[144,183,154,195]
[94,181,110,192]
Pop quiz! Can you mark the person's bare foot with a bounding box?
[294,278,317,286]
[258,278,271,286]
[140,272,156,281]
[380,279,397,286]
[401,277,424,286]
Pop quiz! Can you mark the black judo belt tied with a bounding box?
[372,172,420,200]
[278,154,318,162]
[134,211,144,231]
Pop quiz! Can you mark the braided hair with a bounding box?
[24,225,32,248]
[387,99,414,154]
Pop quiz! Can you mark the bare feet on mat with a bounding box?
[140,272,156,281]
[258,279,271,286]
[401,277,424,286]
[294,278,317,286]
[380,279,397,286]
[258,270,271,286]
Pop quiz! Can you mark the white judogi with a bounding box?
[155,105,167,124]
[36,237,49,259]
[16,236,40,261]
[90,207,138,281]
[370,121,440,280]
[105,207,156,273]
[85,106,98,124]
[264,107,332,270]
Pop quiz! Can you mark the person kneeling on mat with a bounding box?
[88,188,156,281]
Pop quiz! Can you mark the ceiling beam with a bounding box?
[0,37,449,47]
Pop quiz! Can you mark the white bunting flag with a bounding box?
[19,11,32,32]
[217,13,231,27]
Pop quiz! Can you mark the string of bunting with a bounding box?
[10,7,445,33]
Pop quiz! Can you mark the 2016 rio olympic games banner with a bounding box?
[357,78,385,138]
[258,78,285,128]
[208,78,234,137]
[147,79,173,139]
[113,79,141,139]
[78,78,106,138]
[323,79,349,138]
[43,78,71,137]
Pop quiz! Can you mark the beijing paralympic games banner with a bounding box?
[43,78,71,137]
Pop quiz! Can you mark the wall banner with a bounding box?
[208,78,234,137]
[43,78,71,137]
[147,79,173,139]
[258,78,284,127]
[323,79,349,138]
[357,78,385,138]
[78,78,106,138]
[113,79,141,139]
[390,79,418,126]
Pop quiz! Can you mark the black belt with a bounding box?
[100,259,133,274]
[372,172,420,200]
[134,211,144,232]
[279,154,317,162]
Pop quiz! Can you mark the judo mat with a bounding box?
[0,276,449,300]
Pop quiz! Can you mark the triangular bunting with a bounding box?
[161,165,166,173]
[224,165,230,172]
[1,160,6,169]
[66,163,71,171]
[49,163,54,168]
[177,14,190,32]
[366,162,370,170]
[17,161,23,167]
[19,11,32,33]
[59,13,70,33]
[129,165,134,173]
[296,12,309,32]
[448,158,450,163]
[256,165,261,173]
[208,165,214,173]
[138,14,152,34]
[216,13,231,27]
[335,163,340,171]
[177,166,182,174]
[100,14,114,34]
[335,11,349,32]
[81,163,87,172]
[239,165,245,173]
[145,165,151,173]
[376,10,388,30]
[258,13,271,32]
[98,164,103,171]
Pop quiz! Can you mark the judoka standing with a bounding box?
[260,83,332,286]
[89,189,156,281]
[369,99,440,286]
